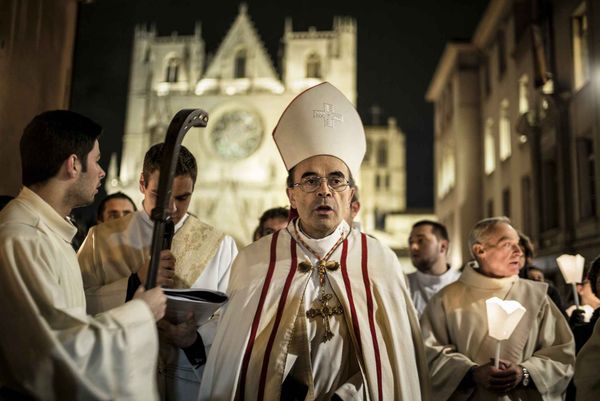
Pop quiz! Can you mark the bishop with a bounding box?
[199,82,430,401]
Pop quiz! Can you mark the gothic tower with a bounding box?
[109,5,405,245]
[282,16,357,104]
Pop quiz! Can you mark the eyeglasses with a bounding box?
[293,176,350,193]
[482,240,522,252]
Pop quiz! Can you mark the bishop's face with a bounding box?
[286,155,355,239]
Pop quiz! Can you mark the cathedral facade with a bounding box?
[109,5,406,244]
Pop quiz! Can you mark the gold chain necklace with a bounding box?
[289,221,347,342]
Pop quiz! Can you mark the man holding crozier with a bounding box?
[78,143,237,400]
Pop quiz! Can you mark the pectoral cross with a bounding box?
[306,293,344,342]
[292,225,346,342]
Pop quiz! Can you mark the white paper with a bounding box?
[163,288,228,326]
[485,297,527,340]
[556,254,585,284]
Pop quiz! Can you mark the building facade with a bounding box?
[110,5,407,244]
[428,0,600,268]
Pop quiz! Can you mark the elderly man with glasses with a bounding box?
[199,82,430,401]
[420,216,575,401]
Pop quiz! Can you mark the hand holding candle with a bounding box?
[485,297,527,368]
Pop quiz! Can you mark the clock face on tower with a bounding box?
[209,109,263,160]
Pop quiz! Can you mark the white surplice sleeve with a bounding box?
[0,225,159,401]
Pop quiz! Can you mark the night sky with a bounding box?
[70,0,489,216]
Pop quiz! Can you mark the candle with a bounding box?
[557,254,585,308]
[485,297,527,368]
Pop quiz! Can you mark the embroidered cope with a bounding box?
[199,220,431,401]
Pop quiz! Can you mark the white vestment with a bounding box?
[78,210,237,401]
[0,187,159,401]
[421,265,575,401]
[574,318,600,401]
[200,220,431,401]
[406,267,460,316]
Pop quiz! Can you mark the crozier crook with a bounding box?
[146,109,209,289]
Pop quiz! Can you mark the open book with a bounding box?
[163,288,228,326]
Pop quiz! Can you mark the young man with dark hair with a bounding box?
[20,110,100,187]
[407,219,459,316]
[97,191,137,223]
[78,142,237,401]
[0,110,166,400]
[413,220,449,242]
[421,217,575,401]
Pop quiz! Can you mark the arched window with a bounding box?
[306,53,321,78]
[377,139,388,167]
[438,145,456,197]
[165,57,180,83]
[499,99,511,161]
[234,49,247,78]
[572,2,590,91]
[484,118,496,174]
[518,75,529,114]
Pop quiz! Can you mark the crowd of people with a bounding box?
[0,82,598,400]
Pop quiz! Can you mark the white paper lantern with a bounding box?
[485,297,527,340]
[556,254,585,284]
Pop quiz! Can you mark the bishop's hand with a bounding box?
[157,312,198,348]
[138,249,176,288]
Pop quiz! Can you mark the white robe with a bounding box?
[0,187,159,401]
[406,267,460,316]
[574,318,600,401]
[199,220,431,401]
[420,265,575,401]
[78,210,237,401]
[286,220,361,400]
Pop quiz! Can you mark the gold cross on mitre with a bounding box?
[306,293,344,342]
[313,103,344,128]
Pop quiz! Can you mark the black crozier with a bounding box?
[146,109,208,288]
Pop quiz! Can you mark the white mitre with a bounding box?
[273,82,366,178]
